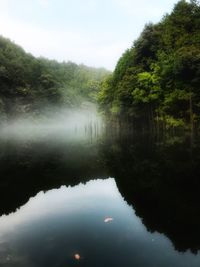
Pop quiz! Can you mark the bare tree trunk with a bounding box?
[189,91,194,135]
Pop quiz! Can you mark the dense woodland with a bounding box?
[99,0,200,131]
[0,36,109,117]
[1,0,200,131]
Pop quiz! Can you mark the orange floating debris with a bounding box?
[104,217,114,223]
[74,254,81,260]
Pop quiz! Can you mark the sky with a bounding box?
[0,0,180,70]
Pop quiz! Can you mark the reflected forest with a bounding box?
[1,1,200,267]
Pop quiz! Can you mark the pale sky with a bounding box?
[0,0,179,70]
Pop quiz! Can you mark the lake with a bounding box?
[0,113,200,267]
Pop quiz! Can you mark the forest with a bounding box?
[98,0,200,131]
[1,0,200,132]
[0,35,109,118]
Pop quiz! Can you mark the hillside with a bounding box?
[99,0,200,131]
[0,36,110,116]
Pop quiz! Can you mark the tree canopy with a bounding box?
[98,0,200,131]
[0,36,110,117]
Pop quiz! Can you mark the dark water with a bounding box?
[1,120,200,266]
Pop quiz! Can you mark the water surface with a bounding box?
[1,115,200,266]
[1,178,200,267]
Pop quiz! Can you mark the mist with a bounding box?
[0,104,103,142]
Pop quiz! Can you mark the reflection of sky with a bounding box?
[0,178,200,267]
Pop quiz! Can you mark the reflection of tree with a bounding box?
[1,131,200,253]
[101,132,200,253]
[0,140,107,215]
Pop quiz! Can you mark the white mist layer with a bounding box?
[0,104,103,142]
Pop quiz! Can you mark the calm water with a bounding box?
[0,117,200,266]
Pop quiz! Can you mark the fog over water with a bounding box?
[2,102,200,267]
[0,104,103,142]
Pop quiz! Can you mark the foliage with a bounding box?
[0,36,110,116]
[99,0,200,131]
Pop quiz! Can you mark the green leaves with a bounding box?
[98,0,200,130]
[0,35,110,115]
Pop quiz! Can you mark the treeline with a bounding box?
[99,0,200,131]
[0,36,109,116]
